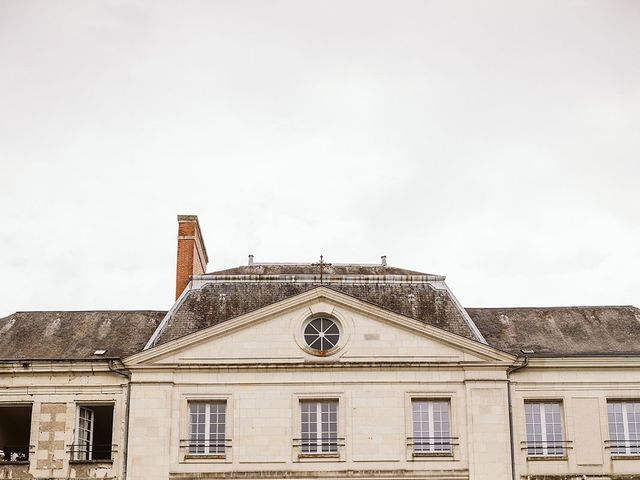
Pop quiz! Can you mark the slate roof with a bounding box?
[150,279,481,347]
[0,310,166,360]
[2,265,639,359]
[467,306,640,356]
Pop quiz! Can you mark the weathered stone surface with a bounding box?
[0,464,33,479]
[68,461,115,479]
[168,470,469,479]
[36,403,66,472]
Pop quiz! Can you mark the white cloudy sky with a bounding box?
[1,0,639,317]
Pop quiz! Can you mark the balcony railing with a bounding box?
[293,437,345,455]
[0,445,32,463]
[179,438,232,456]
[520,440,572,457]
[68,444,116,462]
[407,436,458,455]
[605,439,640,455]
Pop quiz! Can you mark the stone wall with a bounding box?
[0,363,126,480]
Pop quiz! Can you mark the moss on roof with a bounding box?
[467,306,640,355]
[0,310,166,360]
[152,282,478,346]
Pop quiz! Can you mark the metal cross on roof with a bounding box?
[311,255,332,284]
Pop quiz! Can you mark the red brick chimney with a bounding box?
[175,215,208,299]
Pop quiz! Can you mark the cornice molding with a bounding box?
[127,360,513,371]
[0,360,124,375]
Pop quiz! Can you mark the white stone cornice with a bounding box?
[0,360,122,374]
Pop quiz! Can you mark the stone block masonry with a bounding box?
[36,403,66,471]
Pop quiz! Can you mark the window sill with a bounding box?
[183,454,226,460]
[413,452,453,458]
[298,453,340,459]
[526,455,568,461]
[611,455,640,460]
[0,461,30,465]
[69,459,114,465]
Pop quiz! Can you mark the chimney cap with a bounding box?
[177,214,200,222]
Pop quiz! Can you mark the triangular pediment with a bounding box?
[126,287,514,366]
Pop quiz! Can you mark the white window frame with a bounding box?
[300,400,338,454]
[74,406,94,461]
[524,401,565,457]
[411,399,452,454]
[293,309,351,359]
[303,317,341,351]
[608,401,640,455]
[73,404,115,462]
[188,401,227,456]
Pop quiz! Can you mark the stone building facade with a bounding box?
[1,215,639,480]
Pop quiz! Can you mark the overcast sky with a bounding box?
[1,0,639,317]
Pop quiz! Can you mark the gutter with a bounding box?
[108,360,132,480]
[506,355,529,480]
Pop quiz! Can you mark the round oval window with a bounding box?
[304,317,340,351]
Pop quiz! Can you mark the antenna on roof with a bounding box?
[248,255,254,266]
[381,256,387,266]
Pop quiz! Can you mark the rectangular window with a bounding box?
[300,400,338,454]
[412,400,451,453]
[188,401,226,455]
[73,405,114,461]
[0,405,32,463]
[608,401,640,455]
[524,402,564,456]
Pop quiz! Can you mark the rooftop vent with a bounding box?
[93,349,107,356]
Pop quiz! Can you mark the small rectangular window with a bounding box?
[524,402,564,456]
[73,405,114,461]
[0,405,32,463]
[300,400,338,454]
[188,401,226,455]
[608,401,640,455]
[411,400,451,453]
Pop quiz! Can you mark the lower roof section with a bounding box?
[467,305,640,356]
[0,310,166,360]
